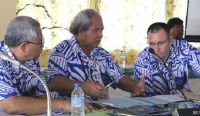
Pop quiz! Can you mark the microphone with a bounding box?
[0,51,51,116]
[148,48,155,55]
[148,48,166,64]
[0,52,20,66]
[148,48,187,99]
[148,48,170,94]
[148,48,171,75]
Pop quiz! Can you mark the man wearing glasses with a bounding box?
[0,16,93,115]
[133,22,200,96]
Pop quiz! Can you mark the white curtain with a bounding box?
[16,0,188,67]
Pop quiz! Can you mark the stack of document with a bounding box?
[99,97,153,108]
[134,94,185,105]
[99,94,185,108]
[107,105,171,116]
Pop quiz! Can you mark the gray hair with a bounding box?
[69,9,101,35]
[4,16,41,47]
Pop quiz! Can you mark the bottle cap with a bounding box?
[74,83,80,89]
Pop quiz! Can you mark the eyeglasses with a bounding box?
[148,39,168,47]
[20,37,45,48]
[26,41,44,48]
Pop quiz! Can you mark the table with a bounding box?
[94,94,200,116]
[1,95,200,116]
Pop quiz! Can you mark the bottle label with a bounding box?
[71,96,85,116]
[72,96,84,106]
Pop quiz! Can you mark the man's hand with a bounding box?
[81,81,109,99]
[84,103,94,112]
[132,74,145,96]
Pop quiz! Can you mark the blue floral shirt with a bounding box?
[134,40,200,96]
[0,42,46,100]
[48,37,124,100]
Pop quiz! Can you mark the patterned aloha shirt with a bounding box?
[0,42,45,100]
[134,40,200,96]
[48,36,125,100]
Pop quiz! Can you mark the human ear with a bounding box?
[78,30,86,39]
[18,42,28,53]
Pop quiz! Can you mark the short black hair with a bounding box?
[147,22,170,37]
[167,17,183,29]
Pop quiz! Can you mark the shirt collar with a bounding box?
[69,36,99,59]
[69,37,82,54]
[1,42,20,71]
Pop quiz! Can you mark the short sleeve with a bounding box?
[48,41,70,81]
[0,66,18,100]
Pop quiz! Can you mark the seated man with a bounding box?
[48,9,144,101]
[0,16,90,115]
[167,17,184,40]
[134,22,200,96]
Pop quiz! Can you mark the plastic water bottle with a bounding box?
[71,83,85,116]
[119,50,126,69]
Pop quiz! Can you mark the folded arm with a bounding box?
[0,96,71,115]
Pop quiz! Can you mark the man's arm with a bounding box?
[117,76,136,92]
[185,41,200,77]
[49,76,108,99]
[48,76,75,95]
[0,96,71,115]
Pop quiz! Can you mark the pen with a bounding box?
[105,76,120,88]
[180,90,187,100]
[105,81,115,88]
